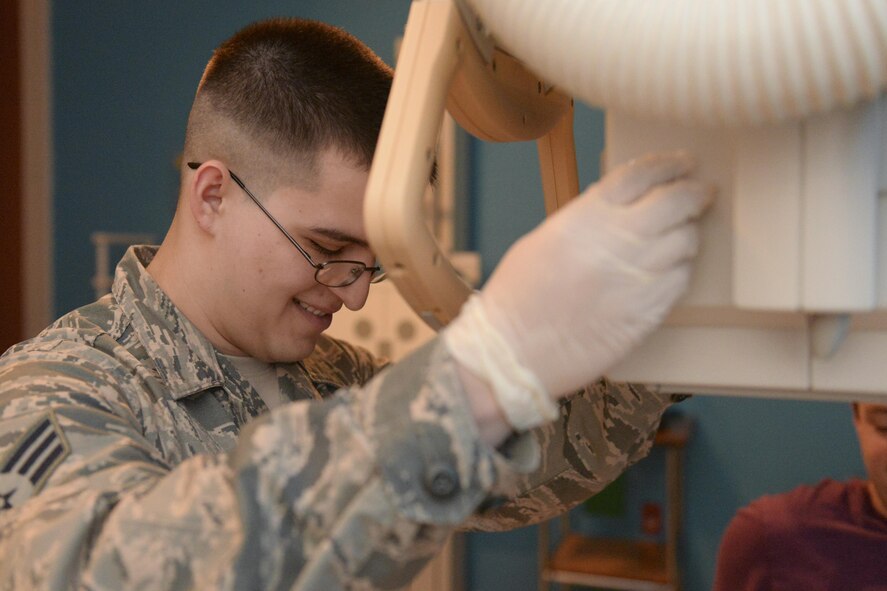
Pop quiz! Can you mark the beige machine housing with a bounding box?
[364,0,578,331]
[365,0,887,402]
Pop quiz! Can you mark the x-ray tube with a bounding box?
[466,0,887,127]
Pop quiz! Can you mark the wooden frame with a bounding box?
[364,0,576,330]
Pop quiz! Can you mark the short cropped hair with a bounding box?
[183,17,393,187]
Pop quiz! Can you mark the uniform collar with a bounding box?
[112,246,226,400]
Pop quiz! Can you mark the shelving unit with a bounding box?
[538,415,692,591]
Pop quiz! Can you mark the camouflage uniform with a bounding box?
[0,246,670,590]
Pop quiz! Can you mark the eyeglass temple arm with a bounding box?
[187,161,322,269]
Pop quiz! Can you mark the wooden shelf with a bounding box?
[548,534,667,584]
[539,414,691,591]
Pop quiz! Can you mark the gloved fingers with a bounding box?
[626,179,715,236]
[635,224,700,272]
[595,150,696,206]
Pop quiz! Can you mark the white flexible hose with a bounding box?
[466,0,887,126]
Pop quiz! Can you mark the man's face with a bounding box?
[210,149,374,362]
[853,403,887,518]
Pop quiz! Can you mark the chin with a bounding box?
[270,339,318,363]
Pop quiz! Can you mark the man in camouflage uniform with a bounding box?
[0,17,710,590]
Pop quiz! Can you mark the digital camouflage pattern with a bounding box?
[0,246,671,590]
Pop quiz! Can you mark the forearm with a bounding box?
[463,378,671,531]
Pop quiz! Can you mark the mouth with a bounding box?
[297,300,333,318]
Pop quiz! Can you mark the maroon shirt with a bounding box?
[714,479,887,591]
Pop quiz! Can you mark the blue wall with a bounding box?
[51,3,865,590]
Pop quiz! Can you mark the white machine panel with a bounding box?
[606,96,887,402]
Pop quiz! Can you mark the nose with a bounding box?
[330,277,371,311]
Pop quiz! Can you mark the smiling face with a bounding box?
[206,148,375,362]
[154,18,395,364]
[853,403,887,519]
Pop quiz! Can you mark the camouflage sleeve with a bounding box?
[463,378,671,531]
[313,334,672,531]
[0,339,529,590]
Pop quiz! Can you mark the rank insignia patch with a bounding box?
[0,413,70,511]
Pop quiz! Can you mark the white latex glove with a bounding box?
[444,151,712,429]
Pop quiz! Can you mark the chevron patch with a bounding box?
[0,413,70,511]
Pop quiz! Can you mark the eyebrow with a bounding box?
[308,227,370,248]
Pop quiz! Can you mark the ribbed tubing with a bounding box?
[467,0,887,126]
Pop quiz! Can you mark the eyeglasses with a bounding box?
[187,162,385,288]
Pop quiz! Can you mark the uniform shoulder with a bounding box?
[51,296,117,334]
[1,296,131,390]
[7,296,118,355]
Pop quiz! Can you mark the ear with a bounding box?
[187,160,231,234]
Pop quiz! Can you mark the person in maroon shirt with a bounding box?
[714,403,887,590]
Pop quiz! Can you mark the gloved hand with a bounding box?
[444,151,712,429]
